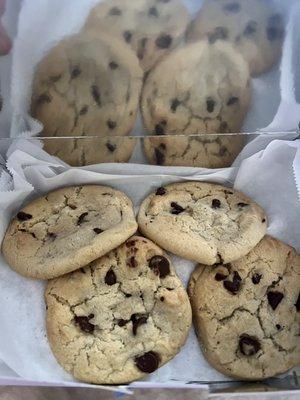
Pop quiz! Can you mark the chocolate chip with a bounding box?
[74,315,95,333]
[105,268,117,286]
[149,255,170,278]
[93,228,103,234]
[109,7,122,15]
[295,293,300,311]
[91,85,101,106]
[71,67,81,79]
[223,2,241,13]
[118,319,127,327]
[129,257,137,268]
[77,212,88,225]
[131,314,148,335]
[239,334,261,356]
[171,202,185,215]
[135,351,160,373]
[156,187,166,196]
[206,98,215,113]
[123,30,132,43]
[155,123,165,135]
[148,6,158,17]
[238,203,249,209]
[262,218,266,223]
[227,97,239,106]
[154,146,165,165]
[170,98,181,112]
[252,273,262,285]
[126,240,136,247]
[220,121,229,133]
[79,105,88,115]
[155,34,172,49]
[268,291,284,310]
[160,296,165,302]
[244,21,258,36]
[80,268,86,274]
[47,232,57,241]
[266,26,284,41]
[212,199,221,209]
[108,61,119,71]
[215,273,227,281]
[17,211,32,221]
[209,27,228,43]
[223,271,242,295]
[125,293,132,298]
[276,324,282,330]
[69,204,77,210]
[106,142,117,152]
[107,120,117,130]
[37,93,51,104]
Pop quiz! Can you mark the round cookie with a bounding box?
[186,0,284,76]
[83,0,189,72]
[141,40,251,137]
[188,236,300,380]
[31,33,143,142]
[143,134,245,168]
[45,235,192,384]
[138,181,267,265]
[43,136,136,166]
[2,185,137,279]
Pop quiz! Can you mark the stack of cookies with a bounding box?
[29,0,285,167]
[2,181,299,384]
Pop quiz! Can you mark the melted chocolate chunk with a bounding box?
[118,319,127,327]
[149,255,170,278]
[206,98,215,113]
[212,199,221,209]
[109,61,119,70]
[156,187,166,196]
[252,273,262,285]
[91,85,101,106]
[74,315,95,333]
[93,228,103,234]
[171,202,185,215]
[267,291,284,310]
[107,120,117,130]
[109,7,122,15]
[154,146,166,165]
[71,67,81,79]
[262,218,266,223]
[148,6,158,17]
[223,271,242,295]
[295,293,300,312]
[237,202,249,208]
[160,296,165,302]
[37,94,51,104]
[244,21,258,36]
[125,293,132,298]
[239,334,261,356]
[276,324,282,330]
[77,212,88,225]
[215,272,227,281]
[123,30,132,43]
[129,256,137,268]
[80,268,86,274]
[105,268,117,286]
[223,2,241,13]
[126,240,136,248]
[227,97,239,106]
[69,204,77,210]
[170,98,181,112]
[135,351,160,373]
[79,106,88,115]
[131,314,148,335]
[155,34,172,49]
[106,142,117,152]
[17,211,32,221]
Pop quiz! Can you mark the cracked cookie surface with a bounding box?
[138,181,267,265]
[186,0,284,76]
[2,185,137,279]
[45,235,192,384]
[31,33,143,158]
[141,40,251,137]
[188,236,300,380]
[83,0,188,72]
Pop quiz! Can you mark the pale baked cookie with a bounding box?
[31,33,143,144]
[45,236,192,384]
[188,236,300,380]
[138,182,267,265]
[83,0,189,72]
[2,186,137,279]
[186,0,284,76]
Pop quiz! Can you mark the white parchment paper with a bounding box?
[0,138,299,388]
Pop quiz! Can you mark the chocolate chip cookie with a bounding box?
[31,33,143,159]
[138,182,267,265]
[83,0,189,72]
[186,0,284,76]
[188,236,300,380]
[2,185,137,279]
[45,236,192,384]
